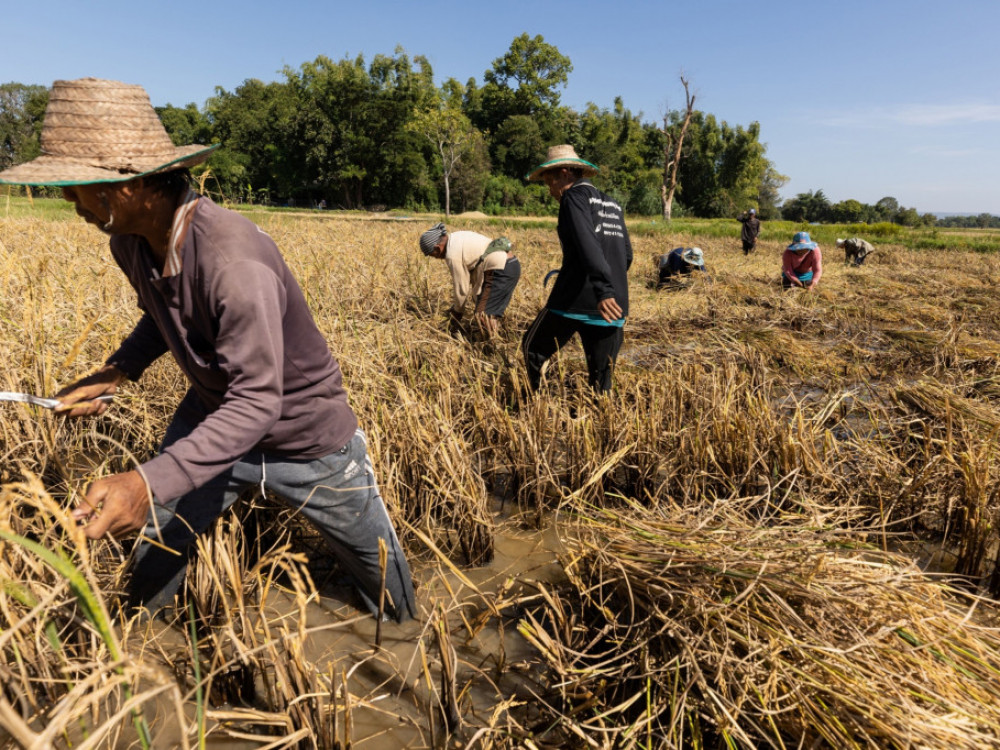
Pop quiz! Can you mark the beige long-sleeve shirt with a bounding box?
[444,231,508,312]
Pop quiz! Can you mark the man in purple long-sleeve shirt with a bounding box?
[0,78,416,621]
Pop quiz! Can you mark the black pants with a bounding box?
[521,308,624,394]
[476,256,521,317]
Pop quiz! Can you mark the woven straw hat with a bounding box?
[525,144,599,182]
[0,78,217,187]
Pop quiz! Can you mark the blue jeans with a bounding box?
[128,416,417,622]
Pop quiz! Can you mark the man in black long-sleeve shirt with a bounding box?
[521,145,633,394]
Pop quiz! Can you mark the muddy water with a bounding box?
[162,512,569,748]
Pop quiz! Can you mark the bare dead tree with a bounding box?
[661,76,695,222]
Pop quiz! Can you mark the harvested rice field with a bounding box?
[2,198,1000,749]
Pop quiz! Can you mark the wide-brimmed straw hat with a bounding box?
[0,78,217,187]
[525,144,599,182]
[787,231,818,252]
[681,247,705,267]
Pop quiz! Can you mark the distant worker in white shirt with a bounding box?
[836,237,875,267]
[419,223,521,337]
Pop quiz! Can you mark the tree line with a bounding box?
[1,34,996,226]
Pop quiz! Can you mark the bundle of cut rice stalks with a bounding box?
[518,497,1000,749]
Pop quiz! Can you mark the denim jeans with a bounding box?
[128,415,417,622]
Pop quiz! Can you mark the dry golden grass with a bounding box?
[1,203,1000,748]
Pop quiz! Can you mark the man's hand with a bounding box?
[71,470,151,540]
[447,309,466,337]
[474,312,499,338]
[55,364,126,417]
[597,297,624,323]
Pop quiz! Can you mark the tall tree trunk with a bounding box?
[439,140,452,217]
[662,76,695,222]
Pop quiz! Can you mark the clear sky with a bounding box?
[4,0,997,214]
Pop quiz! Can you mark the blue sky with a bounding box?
[4,0,997,214]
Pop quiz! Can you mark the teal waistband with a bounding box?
[550,309,626,328]
[794,270,814,282]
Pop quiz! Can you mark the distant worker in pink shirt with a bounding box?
[782,231,823,291]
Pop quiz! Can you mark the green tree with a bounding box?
[156,103,212,147]
[479,33,572,127]
[285,49,435,209]
[287,54,377,208]
[830,198,866,224]
[575,97,647,206]
[450,128,491,213]
[473,34,573,178]
[409,85,481,216]
[782,190,831,223]
[874,196,900,222]
[492,114,547,180]
[0,83,48,171]
[894,206,921,227]
[206,78,303,202]
[757,165,789,220]
[673,113,770,217]
[364,49,437,208]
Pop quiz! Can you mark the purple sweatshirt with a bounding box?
[106,197,357,503]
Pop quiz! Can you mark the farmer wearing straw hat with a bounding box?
[782,231,824,291]
[657,247,707,289]
[522,145,632,394]
[0,78,416,623]
[418,223,521,338]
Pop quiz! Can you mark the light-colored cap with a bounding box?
[681,247,705,267]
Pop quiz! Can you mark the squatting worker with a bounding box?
[657,247,706,288]
[836,237,874,267]
[0,78,416,622]
[522,145,633,394]
[782,231,823,291]
[738,208,761,255]
[418,223,521,338]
